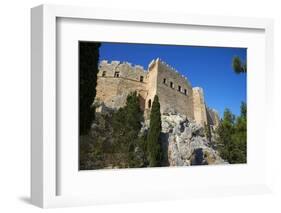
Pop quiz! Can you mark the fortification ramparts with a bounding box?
[95,59,220,126]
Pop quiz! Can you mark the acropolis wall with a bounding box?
[95,58,219,126]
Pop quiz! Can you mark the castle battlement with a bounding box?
[156,59,192,87]
[100,60,147,73]
[98,60,148,83]
[95,58,220,127]
[159,59,177,71]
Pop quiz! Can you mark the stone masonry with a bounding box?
[94,58,220,128]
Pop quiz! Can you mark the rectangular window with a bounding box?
[163,78,166,84]
[140,76,144,82]
[170,82,174,88]
[148,99,152,108]
[178,85,181,92]
[102,71,106,77]
[184,89,187,95]
[114,71,120,78]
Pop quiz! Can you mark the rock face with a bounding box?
[160,112,227,166]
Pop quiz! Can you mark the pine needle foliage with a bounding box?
[216,102,247,163]
[232,56,247,74]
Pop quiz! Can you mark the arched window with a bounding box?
[148,99,152,108]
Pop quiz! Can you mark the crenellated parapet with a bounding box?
[151,58,192,87]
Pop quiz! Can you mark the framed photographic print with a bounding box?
[31,4,274,208]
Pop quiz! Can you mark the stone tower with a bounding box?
[147,58,194,120]
[192,87,208,126]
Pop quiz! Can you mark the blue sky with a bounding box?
[99,42,247,117]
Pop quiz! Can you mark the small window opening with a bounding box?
[114,71,120,78]
[148,99,152,108]
[163,78,166,84]
[170,82,174,88]
[184,89,187,95]
[102,71,106,77]
[140,76,144,82]
[178,85,181,92]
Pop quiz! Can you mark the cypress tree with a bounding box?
[79,42,101,135]
[147,95,162,167]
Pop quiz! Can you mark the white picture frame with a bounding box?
[31,4,274,208]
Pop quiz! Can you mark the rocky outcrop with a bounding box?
[160,112,227,166]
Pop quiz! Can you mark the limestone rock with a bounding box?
[160,112,227,166]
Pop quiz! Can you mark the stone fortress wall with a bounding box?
[95,60,148,110]
[95,58,220,128]
[154,59,194,120]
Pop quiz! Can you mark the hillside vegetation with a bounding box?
[80,91,247,169]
